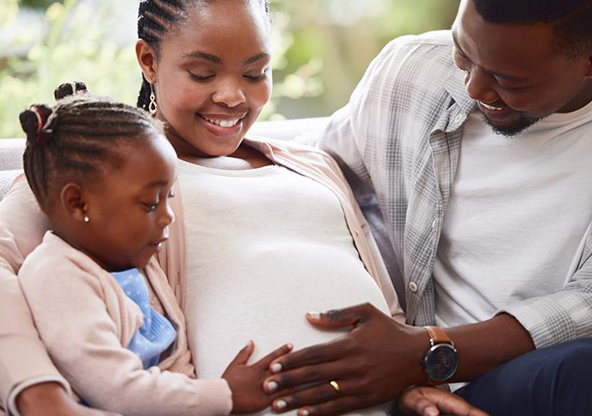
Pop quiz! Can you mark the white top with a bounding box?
[434,101,592,327]
[178,161,391,416]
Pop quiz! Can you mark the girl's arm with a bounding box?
[18,246,233,416]
[0,174,68,412]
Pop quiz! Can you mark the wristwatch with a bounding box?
[422,326,459,384]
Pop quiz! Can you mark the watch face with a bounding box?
[424,343,459,382]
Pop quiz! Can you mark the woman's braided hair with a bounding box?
[20,82,163,211]
[136,0,270,111]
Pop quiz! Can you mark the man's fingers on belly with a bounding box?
[297,396,364,416]
[271,380,361,415]
[263,362,347,394]
[269,336,353,374]
[255,342,294,368]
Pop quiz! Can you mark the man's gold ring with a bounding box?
[329,380,341,394]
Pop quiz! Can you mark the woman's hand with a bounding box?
[16,382,121,416]
[398,386,490,416]
[222,341,293,414]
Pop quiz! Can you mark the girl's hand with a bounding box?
[398,386,490,416]
[222,341,293,414]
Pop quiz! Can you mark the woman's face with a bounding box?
[141,0,272,157]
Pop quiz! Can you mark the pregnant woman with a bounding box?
[0,1,486,416]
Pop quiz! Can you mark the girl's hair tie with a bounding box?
[30,105,56,144]
[71,81,88,95]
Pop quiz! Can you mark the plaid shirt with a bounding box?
[300,30,592,348]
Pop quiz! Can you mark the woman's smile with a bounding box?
[197,112,247,136]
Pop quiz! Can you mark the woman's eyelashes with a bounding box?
[244,70,269,81]
[187,69,269,83]
[188,72,215,82]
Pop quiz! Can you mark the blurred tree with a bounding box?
[0,0,460,137]
[19,0,60,8]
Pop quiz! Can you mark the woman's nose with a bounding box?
[212,78,247,108]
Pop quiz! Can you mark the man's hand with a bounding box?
[262,303,429,416]
[398,386,490,416]
[16,382,121,416]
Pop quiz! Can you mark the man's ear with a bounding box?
[136,39,159,83]
[60,183,88,223]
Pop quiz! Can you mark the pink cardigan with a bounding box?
[19,232,230,415]
[0,137,403,414]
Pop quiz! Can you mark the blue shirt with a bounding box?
[111,268,176,369]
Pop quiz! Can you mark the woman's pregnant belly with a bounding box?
[179,163,394,415]
[184,244,392,416]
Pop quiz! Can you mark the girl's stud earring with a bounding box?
[83,215,90,223]
[149,83,158,116]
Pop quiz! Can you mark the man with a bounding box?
[263,0,592,415]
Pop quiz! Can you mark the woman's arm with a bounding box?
[16,383,121,416]
[0,174,68,413]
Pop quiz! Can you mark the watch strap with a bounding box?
[425,326,453,346]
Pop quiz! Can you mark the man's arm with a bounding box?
[259,305,534,415]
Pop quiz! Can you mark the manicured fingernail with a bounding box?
[275,400,287,411]
[267,380,278,393]
[425,406,438,416]
[271,362,283,373]
[307,311,321,320]
[287,343,293,350]
[299,410,310,416]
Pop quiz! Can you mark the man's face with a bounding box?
[452,0,592,136]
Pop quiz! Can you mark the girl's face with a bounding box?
[138,0,272,158]
[81,135,178,271]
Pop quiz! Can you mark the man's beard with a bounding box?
[481,113,541,137]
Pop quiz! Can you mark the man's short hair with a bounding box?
[472,0,592,57]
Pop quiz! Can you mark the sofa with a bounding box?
[0,117,329,201]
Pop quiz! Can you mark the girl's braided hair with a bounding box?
[136,0,271,111]
[20,82,163,211]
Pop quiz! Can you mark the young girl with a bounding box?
[16,82,292,416]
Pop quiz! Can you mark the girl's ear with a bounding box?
[60,183,88,223]
[136,39,159,83]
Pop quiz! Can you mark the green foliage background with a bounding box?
[0,0,460,138]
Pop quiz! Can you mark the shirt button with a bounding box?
[409,282,418,293]
[431,219,436,229]
[453,114,464,124]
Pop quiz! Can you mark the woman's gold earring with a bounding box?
[83,215,90,223]
[149,83,158,116]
